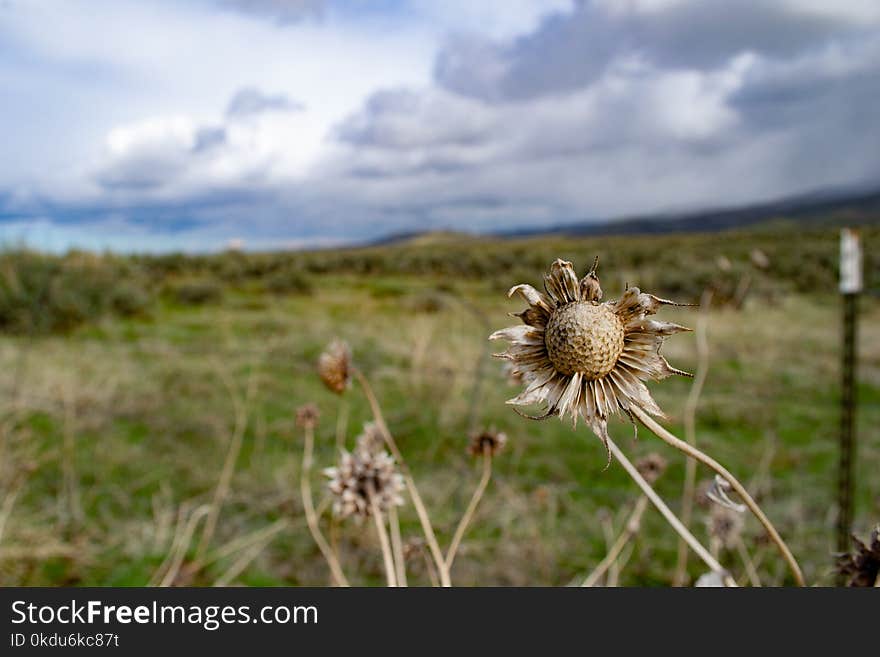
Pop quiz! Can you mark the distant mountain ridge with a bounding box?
[370,185,880,247]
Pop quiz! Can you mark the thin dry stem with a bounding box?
[674,287,712,586]
[388,505,407,586]
[335,399,349,453]
[353,368,451,587]
[582,496,649,587]
[156,504,211,587]
[368,485,397,587]
[212,537,274,586]
[606,436,735,586]
[196,364,257,561]
[300,424,349,587]
[630,405,805,586]
[202,518,290,569]
[735,536,762,587]
[60,386,83,527]
[445,445,493,572]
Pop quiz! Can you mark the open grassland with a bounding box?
[0,225,878,586]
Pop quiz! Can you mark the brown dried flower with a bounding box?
[323,447,404,519]
[836,525,880,587]
[635,453,668,484]
[317,340,352,394]
[491,258,691,462]
[295,403,320,429]
[467,428,508,458]
[706,506,744,549]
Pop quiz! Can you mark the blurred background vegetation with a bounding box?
[0,223,877,585]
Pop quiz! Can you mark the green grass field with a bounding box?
[0,226,878,586]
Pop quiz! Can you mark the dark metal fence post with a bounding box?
[837,229,861,574]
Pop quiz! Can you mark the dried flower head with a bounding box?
[706,506,744,549]
[317,340,352,394]
[635,453,668,484]
[491,258,691,462]
[467,428,508,458]
[354,421,384,453]
[836,525,880,587]
[295,403,320,429]
[323,447,405,519]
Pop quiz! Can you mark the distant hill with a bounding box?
[500,186,880,239]
[370,186,880,247]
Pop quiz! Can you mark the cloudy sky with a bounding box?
[2,0,879,251]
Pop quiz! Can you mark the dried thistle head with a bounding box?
[491,258,692,464]
[836,525,880,587]
[467,428,508,458]
[354,421,384,454]
[317,339,352,394]
[295,403,320,429]
[706,506,744,549]
[323,447,404,519]
[635,453,668,484]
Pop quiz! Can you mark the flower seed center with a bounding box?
[544,302,624,379]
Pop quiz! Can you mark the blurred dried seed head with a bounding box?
[706,506,744,549]
[317,340,352,394]
[836,525,880,587]
[695,478,714,508]
[295,403,320,429]
[323,447,405,519]
[402,537,425,562]
[354,421,384,453]
[635,453,668,484]
[467,428,508,458]
[750,248,770,269]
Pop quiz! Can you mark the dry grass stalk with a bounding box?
[630,405,805,586]
[154,504,211,587]
[352,368,451,586]
[582,494,650,587]
[300,420,349,587]
[368,483,397,587]
[674,288,713,586]
[606,436,736,586]
[195,362,258,562]
[445,441,495,572]
[388,505,407,586]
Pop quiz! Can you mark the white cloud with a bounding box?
[1,0,879,250]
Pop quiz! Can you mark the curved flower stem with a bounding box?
[368,487,397,587]
[388,505,407,587]
[606,436,736,586]
[582,496,649,587]
[353,368,451,587]
[301,424,349,587]
[445,445,493,571]
[629,405,805,587]
[674,287,712,586]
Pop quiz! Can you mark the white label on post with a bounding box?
[840,228,863,294]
